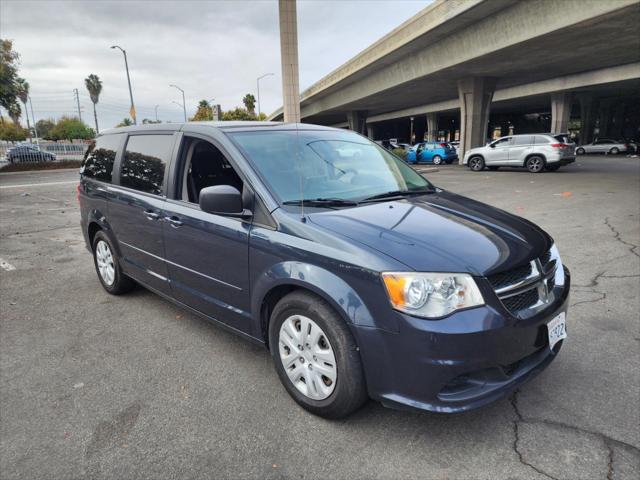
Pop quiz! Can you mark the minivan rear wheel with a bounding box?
[525,155,545,173]
[92,231,135,295]
[269,291,367,419]
[468,156,485,171]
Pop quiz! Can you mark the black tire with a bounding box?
[268,291,368,419]
[576,147,585,155]
[92,230,135,295]
[545,164,561,172]
[468,156,485,171]
[525,155,545,173]
[432,155,442,165]
[609,147,619,155]
[487,166,499,171]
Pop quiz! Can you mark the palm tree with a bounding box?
[7,101,21,125]
[84,74,102,133]
[15,78,31,139]
[242,94,256,117]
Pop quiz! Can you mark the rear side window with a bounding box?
[81,134,123,183]
[120,134,174,195]
[533,136,551,144]
[513,136,534,145]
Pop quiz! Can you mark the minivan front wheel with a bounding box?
[525,155,545,173]
[468,156,485,171]
[92,231,135,294]
[269,291,367,418]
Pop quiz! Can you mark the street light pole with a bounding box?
[29,96,39,140]
[256,73,274,119]
[111,45,137,125]
[154,105,159,122]
[170,84,187,122]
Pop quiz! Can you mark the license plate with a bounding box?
[547,312,567,351]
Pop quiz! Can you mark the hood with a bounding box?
[307,191,552,276]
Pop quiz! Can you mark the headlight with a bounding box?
[382,272,484,318]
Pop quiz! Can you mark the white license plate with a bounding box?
[547,312,567,351]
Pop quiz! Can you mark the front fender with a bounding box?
[251,261,379,332]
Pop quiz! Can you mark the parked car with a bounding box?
[575,138,629,155]
[6,144,56,163]
[464,134,575,173]
[406,141,458,164]
[80,122,570,418]
[449,141,460,155]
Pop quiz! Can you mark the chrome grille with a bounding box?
[488,248,559,317]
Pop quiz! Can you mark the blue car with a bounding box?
[79,123,569,418]
[406,142,458,164]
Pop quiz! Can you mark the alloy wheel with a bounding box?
[432,155,442,165]
[527,156,543,173]
[95,240,115,286]
[278,314,337,400]
[469,157,483,171]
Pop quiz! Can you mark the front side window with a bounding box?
[229,129,431,203]
[492,137,512,147]
[120,134,174,195]
[81,134,123,182]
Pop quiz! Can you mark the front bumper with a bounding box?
[354,266,571,413]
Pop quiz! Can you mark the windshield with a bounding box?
[229,129,432,203]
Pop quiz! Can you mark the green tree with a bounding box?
[242,94,256,116]
[0,39,21,122]
[84,74,102,134]
[222,107,255,121]
[48,116,95,140]
[116,118,133,128]
[190,100,213,121]
[142,118,161,124]
[15,77,31,137]
[0,118,28,141]
[35,118,55,139]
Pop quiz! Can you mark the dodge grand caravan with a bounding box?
[79,122,570,418]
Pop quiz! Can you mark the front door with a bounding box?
[485,137,512,165]
[107,133,176,294]
[162,136,252,334]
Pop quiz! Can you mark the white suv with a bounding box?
[463,134,576,173]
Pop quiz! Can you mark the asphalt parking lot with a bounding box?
[1,156,638,479]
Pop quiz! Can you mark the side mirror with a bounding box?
[489,143,495,148]
[199,185,252,219]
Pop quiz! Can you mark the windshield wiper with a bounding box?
[282,198,359,208]
[360,188,434,203]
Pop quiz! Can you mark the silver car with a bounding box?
[463,134,576,173]
[576,138,629,155]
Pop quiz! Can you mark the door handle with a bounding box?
[143,210,160,221]
[165,216,183,228]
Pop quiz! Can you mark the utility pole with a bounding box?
[170,84,187,122]
[111,45,137,124]
[29,96,39,140]
[278,0,301,123]
[257,73,274,119]
[73,88,82,122]
[154,104,159,122]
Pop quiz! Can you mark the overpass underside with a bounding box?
[275,0,640,157]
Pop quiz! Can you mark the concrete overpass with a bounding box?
[270,0,640,157]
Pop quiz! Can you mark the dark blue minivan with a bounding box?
[79,122,570,418]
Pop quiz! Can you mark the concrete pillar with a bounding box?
[366,124,375,140]
[347,111,367,135]
[550,92,572,133]
[278,0,301,123]
[610,102,625,138]
[457,77,496,161]
[426,113,438,141]
[578,93,595,144]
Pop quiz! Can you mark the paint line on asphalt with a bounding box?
[0,258,16,271]
[0,181,78,189]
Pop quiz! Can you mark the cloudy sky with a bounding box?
[1,0,429,130]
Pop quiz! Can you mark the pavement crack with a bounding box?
[606,441,614,480]
[604,217,640,258]
[510,391,559,480]
[570,291,606,308]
